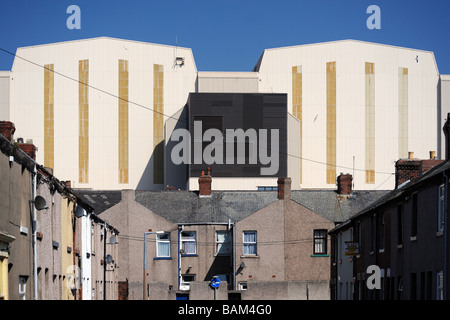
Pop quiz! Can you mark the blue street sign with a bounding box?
[210,277,221,288]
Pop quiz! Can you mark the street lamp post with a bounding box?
[143,230,164,300]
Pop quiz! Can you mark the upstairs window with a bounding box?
[243,231,257,255]
[181,231,196,255]
[313,229,328,255]
[438,184,445,232]
[216,231,231,255]
[156,233,171,258]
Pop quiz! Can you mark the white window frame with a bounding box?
[180,274,195,291]
[216,231,231,255]
[181,231,196,255]
[19,276,27,300]
[243,231,257,256]
[156,233,171,258]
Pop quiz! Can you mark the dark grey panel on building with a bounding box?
[188,93,287,178]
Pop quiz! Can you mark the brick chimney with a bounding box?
[337,173,352,196]
[18,142,37,160]
[0,121,16,142]
[395,151,444,188]
[277,177,291,200]
[198,167,212,197]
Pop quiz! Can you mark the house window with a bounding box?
[180,274,195,290]
[437,271,444,300]
[243,231,257,255]
[156,233,171,258]
[378,213,385,251]
[181,231,196,255]
[438,184,445,232]
[397,206,403,245]
[216,231,231,255]
[313,229,328,255]
[19,276,28,300]
[370,214,376,252]
[411,194,418,237]
[238,282,248,291]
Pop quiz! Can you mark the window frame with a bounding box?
[438,184,445,232]
[215,230,231,255]
[313,229,328,255]
[156,232,171,258]
[243,231,257,256]
[180,231,197,255]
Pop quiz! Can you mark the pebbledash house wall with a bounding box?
[97,186,334,300]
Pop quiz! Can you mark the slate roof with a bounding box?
[74,190,122,214]
[290,190,390,224]
[330,160,450,234]
[134,190,279,224]
[74,188,390,225]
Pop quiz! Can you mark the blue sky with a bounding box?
[1,0,450,73]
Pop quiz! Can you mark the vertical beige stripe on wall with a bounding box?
[326,62,337,185]
[153,64,164,185]
[118,59,129,184]
[79,60,89,183]
[365,62,375,184]
[44,64,54,169]
[398,67,408,159]
[292,66,302,184]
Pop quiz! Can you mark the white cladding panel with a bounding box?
[257,40,439,190]
[0,71,10,121]
[10,37,197,190]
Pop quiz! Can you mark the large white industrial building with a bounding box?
[1,37,449,191]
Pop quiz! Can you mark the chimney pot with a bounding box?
[430,151,436,160]
[408,151,414,159]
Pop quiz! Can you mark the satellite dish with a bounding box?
[109,235,117,244]
[105,254,113,264]
[34,196,48,211]
[75,205,85,218]
[240,262,246,269]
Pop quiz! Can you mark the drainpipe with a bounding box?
[444,170,449,300]
[103,222,107,300]
[178,225,183,290]
[32,164,38,300]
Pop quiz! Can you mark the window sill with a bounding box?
[311,254,329,257]
[410,236,417,242]
[181,254,198,257]
[240,255,259,259]
[397,244,403,249]
[378,249,385,253]
[154,257,173,260]
[436,231,444,237]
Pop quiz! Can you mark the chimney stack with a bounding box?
[18,142,37,160]
[0,121,16,142]
[198,167,212,197]
[337,173,352,196]
[277,177,291,200]
[395,152,444,188]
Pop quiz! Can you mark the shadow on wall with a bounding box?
[137,105,189,191]
[204,255,232,287]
